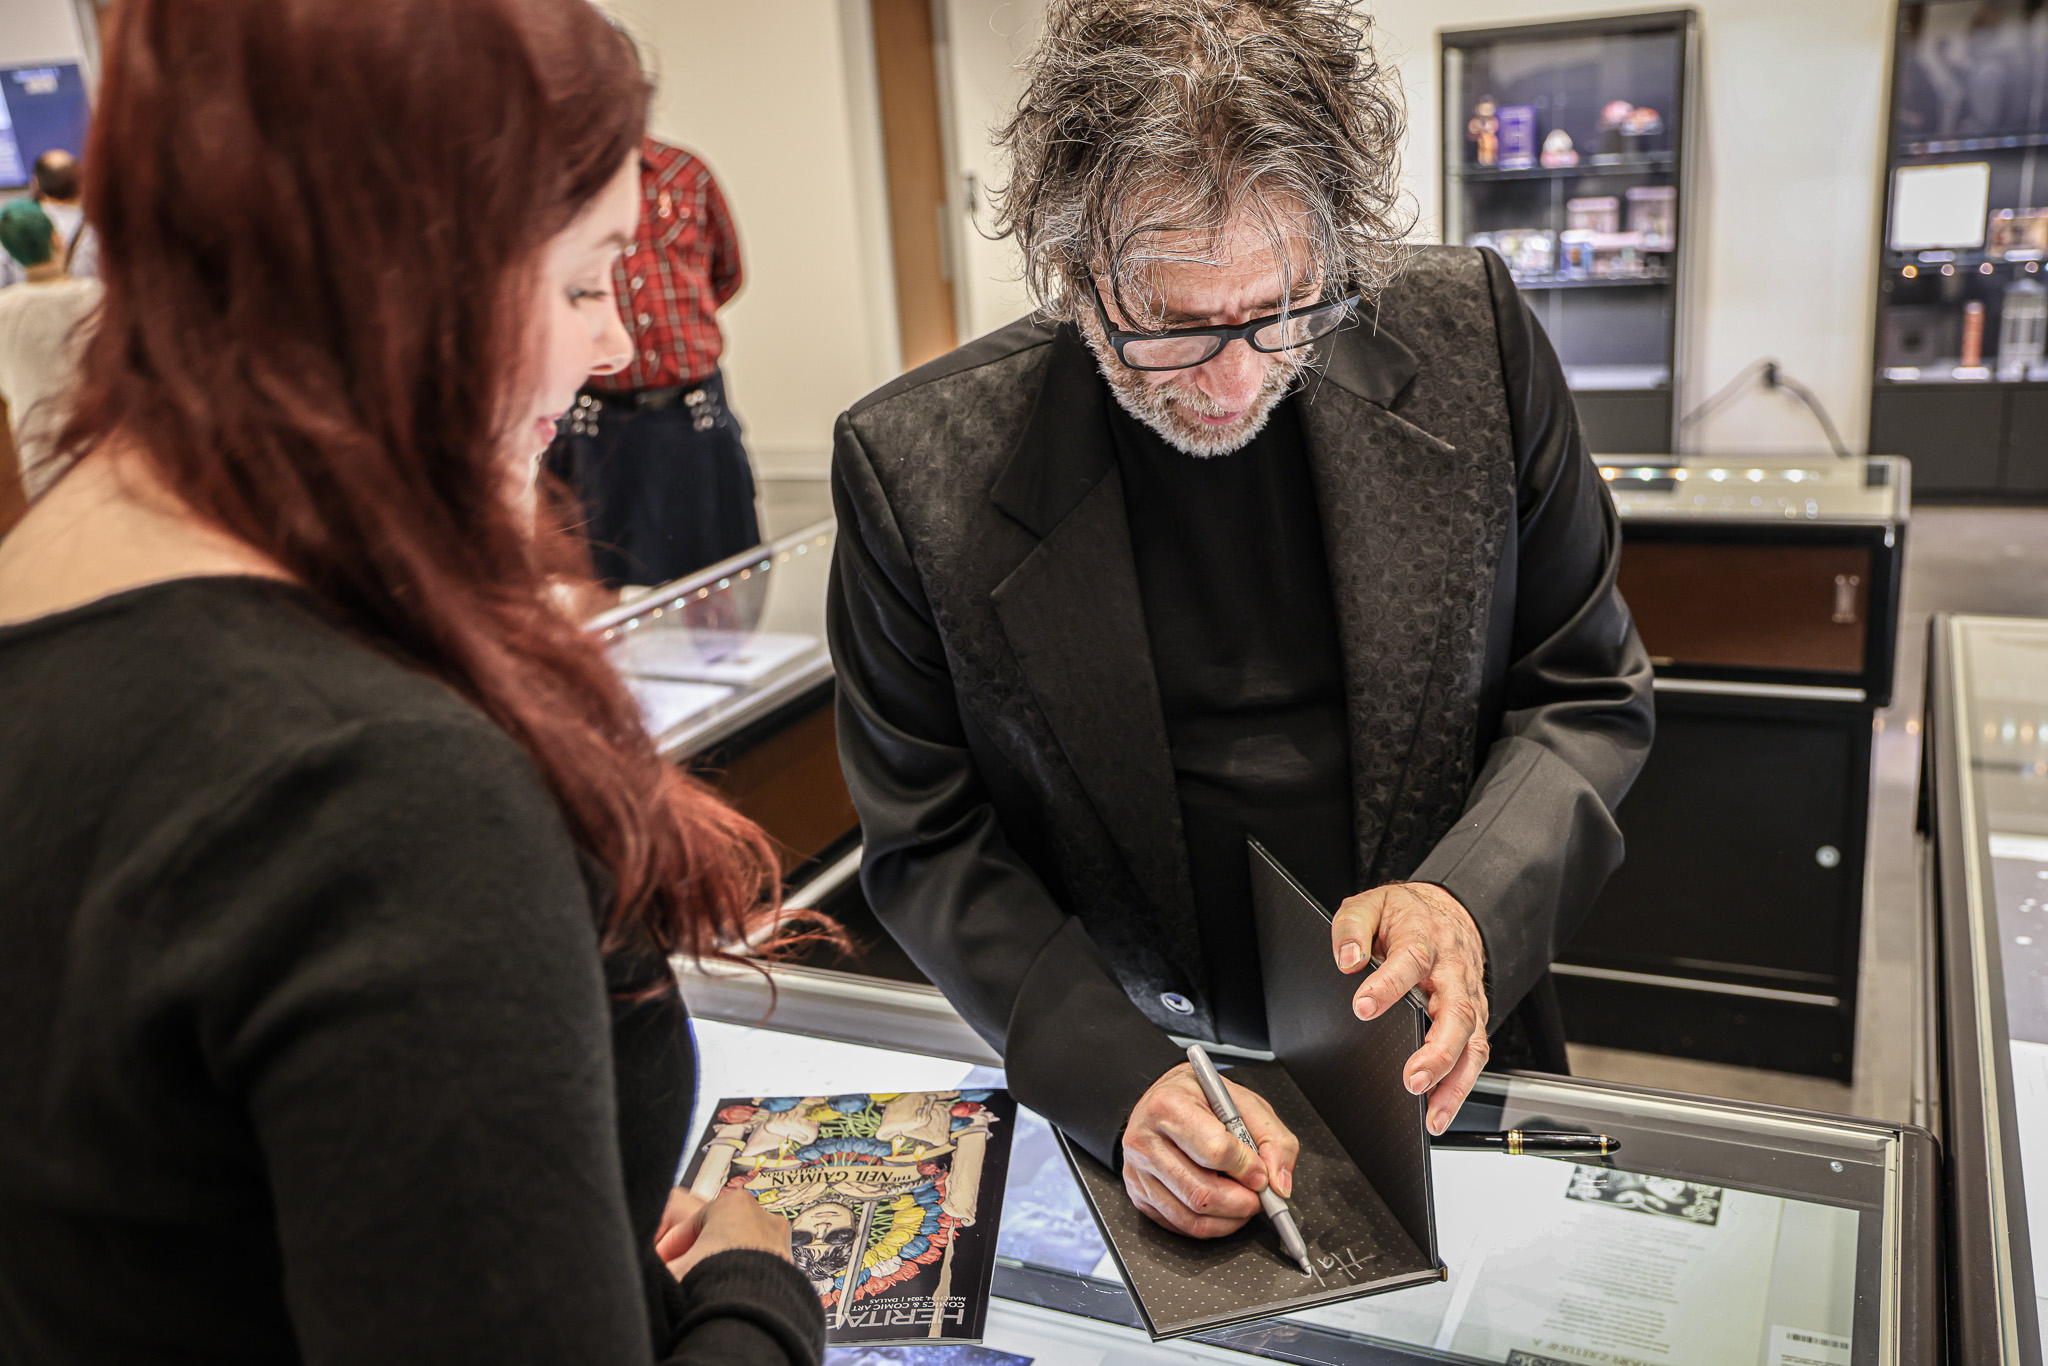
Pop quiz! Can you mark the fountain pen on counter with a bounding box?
[1431,1129,1620,1156]
[1184,1043,1313,1276]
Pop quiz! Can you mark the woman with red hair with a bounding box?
[0,1,823,1362]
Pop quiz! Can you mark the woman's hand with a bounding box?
[657,1187,793,1281]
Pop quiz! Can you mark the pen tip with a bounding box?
[1297,1257,1314,1276]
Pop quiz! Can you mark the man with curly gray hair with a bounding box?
[828,0,1653,1240]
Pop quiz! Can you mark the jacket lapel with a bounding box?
[1298,317,1468,881]
[987,331,1203,983]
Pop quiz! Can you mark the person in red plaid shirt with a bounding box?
[546,138,758,586]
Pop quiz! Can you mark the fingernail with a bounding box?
[1279,1167,1293,1198]
[1408,1071,1429,1094]
[1429,1110,1447,1135]
[1338,942,1362,971]
[1354,995,1375,1020]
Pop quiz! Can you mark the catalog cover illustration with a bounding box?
[681,1089,1017,1345]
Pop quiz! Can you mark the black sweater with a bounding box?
[0,577,824,1365]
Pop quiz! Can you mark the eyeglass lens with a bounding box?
[1120,299,1354,370]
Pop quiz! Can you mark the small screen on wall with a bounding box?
[0,62,89,191]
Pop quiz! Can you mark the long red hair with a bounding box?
[60,0,780,959]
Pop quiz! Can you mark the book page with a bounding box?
[1061,1060,1437,1338]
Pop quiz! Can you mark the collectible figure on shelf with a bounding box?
[1989,207,2048,260]
[1469,227,1555,281]
[1590,233,1647,279]
[1566,196,1620,234]
[1559,228,1596,280]
[1596,99,1636,158]
[1627,185,1677,251]
[2000,277,2048,379]
[1622,105,1666,153]
[1540,128,1579,168]
[1497,103,1538,169]
[1468,98,1499,167]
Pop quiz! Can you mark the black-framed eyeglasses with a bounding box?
[1087,278,1360,372]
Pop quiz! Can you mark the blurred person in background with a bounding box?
[0,199,100,500]
[546,137,757,589]
[0,0,824,1362]
[0,150,95,288]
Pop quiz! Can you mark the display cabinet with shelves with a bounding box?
[1873,1,2048,499]
[1441,11,1698,455]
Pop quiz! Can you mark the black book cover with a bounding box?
[680,1088,1018,1345]
[1055,840,1443,1338]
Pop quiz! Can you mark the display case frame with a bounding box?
[1439,8,1700,455]
[1923,613,2048,1364]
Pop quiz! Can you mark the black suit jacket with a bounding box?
[827,247,1654,1165]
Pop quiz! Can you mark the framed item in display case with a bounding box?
[1872,1,2048,499]
[1440,10,1698,455]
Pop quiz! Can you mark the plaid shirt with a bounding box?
[591,140,741,394]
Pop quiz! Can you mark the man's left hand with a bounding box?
[1330,883,1489,1136]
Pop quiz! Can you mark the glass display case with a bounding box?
[592,521,836,761]
[1872,2,2048,499]
[1924,614,2048,1362]
[590,520,923,980]
[1441,10,1697,455]
[678,961,1940,1365]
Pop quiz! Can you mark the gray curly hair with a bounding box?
[990,0,1411,326]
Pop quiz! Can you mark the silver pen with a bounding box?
[1184,1043,1312,1275]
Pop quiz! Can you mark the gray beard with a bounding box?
[1079,320,1312,458]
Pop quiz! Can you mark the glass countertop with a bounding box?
[681,966,1932,1366]
[590,520,836,757]
[1599,455,1909,525]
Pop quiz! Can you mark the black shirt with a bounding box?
[0,577,823,1365]
[1109,397,1356,1049]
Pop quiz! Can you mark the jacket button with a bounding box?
[1159,992,1194,1016]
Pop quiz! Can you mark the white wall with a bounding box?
[0,0,88,67]
[936,0,1039,342]
[1367,0,1895,455]
[623,0,1901,472]
[599,0,900,478]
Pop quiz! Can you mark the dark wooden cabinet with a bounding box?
[1871,385,2004,496]
[1560,457,1908,1080]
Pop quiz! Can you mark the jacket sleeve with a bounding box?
[827,413,1187,1167]
[1409,250,1656,1022]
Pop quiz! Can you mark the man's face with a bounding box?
[1080,212,1319,458]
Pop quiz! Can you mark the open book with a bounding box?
[1055,840,1443,1338]
[681,1088,1018,1346]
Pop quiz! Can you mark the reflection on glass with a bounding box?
[591,520,836,753]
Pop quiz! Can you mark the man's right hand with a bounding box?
[1120,1062,1300,1238]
